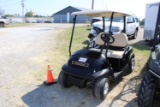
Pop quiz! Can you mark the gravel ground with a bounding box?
[0,24,116,107]
[0,24,74,107]
[0,25,151,107]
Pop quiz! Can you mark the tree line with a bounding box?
[5,11,52,17]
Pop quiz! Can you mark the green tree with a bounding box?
[140,19,145,26]
[25,11,33,17]
[34,14,39,17]
[5,14,13,17]
[34,14,43,17]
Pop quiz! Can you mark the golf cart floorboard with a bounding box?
[113,71,123,79]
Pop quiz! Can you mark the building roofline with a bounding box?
[52,6,89,16]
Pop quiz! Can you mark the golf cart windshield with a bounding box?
[105,17,123,22]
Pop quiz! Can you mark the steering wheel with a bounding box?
[100,32,115,44]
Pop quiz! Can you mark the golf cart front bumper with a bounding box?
[61,64,110,87]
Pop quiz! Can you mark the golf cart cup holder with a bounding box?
[100,32,115,44]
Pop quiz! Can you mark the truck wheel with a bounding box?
[58,71,72,88]
[0,23,4,28]
[138,72,156,107]
[93,78,110,100]
[129,57,135,72]
[132,30,138,39]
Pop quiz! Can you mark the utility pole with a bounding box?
[92,0,94,9]
[21,0,25,23]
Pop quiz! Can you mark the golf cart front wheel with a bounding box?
[93,78,110,100]
[138,72,156,107]
[129,57,135,72]
[58,71,72,88]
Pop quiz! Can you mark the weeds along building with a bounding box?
[53,6,90,23]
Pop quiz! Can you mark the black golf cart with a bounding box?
[138,25,160,106]
[58,10,135,100]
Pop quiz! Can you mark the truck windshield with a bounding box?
[1,16,7,19]
[105,17,123,22]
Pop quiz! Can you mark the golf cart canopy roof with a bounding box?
[72,10,131,17]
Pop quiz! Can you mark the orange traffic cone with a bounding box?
[44,65,57,85]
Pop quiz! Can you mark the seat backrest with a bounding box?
[95,32,106,45]
[95,33,128,47]
[110,33,128,47]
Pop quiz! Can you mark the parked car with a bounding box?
[44,20,53,23]
[88,15,139,43]
[0,16,10,27]
[36,19,44,23]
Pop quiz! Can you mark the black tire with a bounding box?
[129,57,135,72]
[93,78,110,100]
[0,23,4,28]
[138,72,156,107]
[132,30,138,39]
[58,71,72,88]
[145,39,151,42]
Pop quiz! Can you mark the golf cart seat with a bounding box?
[91,33,128,59]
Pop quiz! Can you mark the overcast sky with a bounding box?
[0,0,160,19]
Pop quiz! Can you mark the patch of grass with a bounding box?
[5,23,33,28]
[51,26,150,77]
[131,44,150,73]
[49,26,90,77]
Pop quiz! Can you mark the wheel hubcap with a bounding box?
[131,58,135,70]
[103,82,109,95]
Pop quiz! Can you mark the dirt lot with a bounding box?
[0,24,154,107]
[0,24,74,107]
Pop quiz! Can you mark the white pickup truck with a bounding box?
[0,16,10,27]
[89,15,139,41]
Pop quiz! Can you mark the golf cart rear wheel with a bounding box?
[58,71,72,88]
[138,72,156,107]
[93,78,110,100]
[129,57,135,72]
